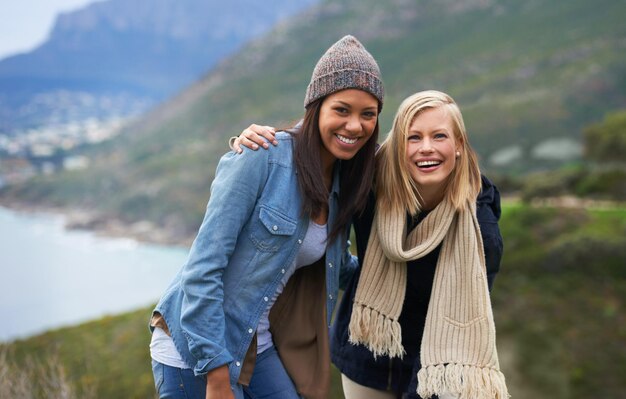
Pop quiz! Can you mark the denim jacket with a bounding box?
[152,132,356,396]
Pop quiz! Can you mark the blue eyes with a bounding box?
[408,133,448,141]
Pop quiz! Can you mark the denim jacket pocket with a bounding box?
[250,205,297,252]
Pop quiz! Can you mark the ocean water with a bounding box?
[0,206,188,342]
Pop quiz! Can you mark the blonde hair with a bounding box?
[376,90,481,215]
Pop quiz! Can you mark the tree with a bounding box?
[584,110,626,163]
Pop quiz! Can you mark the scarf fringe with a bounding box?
[348,303,405,359]
[417,364,510,399]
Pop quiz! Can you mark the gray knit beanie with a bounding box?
[304,35,384,109]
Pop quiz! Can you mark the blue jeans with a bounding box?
[151,346,301,399]
[243,346,301,399]
[152,359,206,399]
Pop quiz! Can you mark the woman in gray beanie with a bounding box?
[149,35,384,399]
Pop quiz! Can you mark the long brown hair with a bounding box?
[291,96,379,241]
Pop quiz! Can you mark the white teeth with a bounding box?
[417,160,441,167]
[336,134,358,144]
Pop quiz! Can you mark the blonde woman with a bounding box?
[233,90,508,399]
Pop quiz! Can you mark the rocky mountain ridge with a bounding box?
[0,0,318,134]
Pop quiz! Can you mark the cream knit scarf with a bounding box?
[348,200,509,399]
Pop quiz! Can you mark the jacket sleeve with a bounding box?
[477,175,504,291]
[339,236,359,290]
[179,147,270,376]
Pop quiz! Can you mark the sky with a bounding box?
[0,0,95,60]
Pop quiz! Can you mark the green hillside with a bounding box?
[2,203,624,398]
[1,0,625,243]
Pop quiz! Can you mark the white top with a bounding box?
[150,326,189,368]
[150,219,328,367]
[256,220,327,353]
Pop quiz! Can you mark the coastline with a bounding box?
[0,200,193,249]
[0,202,189,342]
[3,195,622,252]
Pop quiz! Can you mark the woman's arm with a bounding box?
[205,365,234,399]
[339,235,359,290]
[230,124,278,153]
[180,148,271,379]
[477,175,503,290]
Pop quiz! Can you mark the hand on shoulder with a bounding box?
[230,124,277,153]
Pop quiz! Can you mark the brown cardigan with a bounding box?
[238,258,329,398]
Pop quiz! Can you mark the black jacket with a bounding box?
[330,175,503,398]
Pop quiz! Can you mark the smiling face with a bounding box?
[405,106,460,206]
[318,89,379,171]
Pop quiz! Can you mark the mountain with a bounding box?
[1,0,625,243]
[0,0,318,133]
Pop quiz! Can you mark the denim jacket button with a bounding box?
[272,225,278,231]
[236,361,241,367]
[329,294,333,300]
[263,297,269,302]
[248,328,253,334]
[328,262,333,268]
[298,239,303,244]
[281,269,286,274]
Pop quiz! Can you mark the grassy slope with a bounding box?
[492,203,626,398]
[2,204,625,398]
[1,0,626,239]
